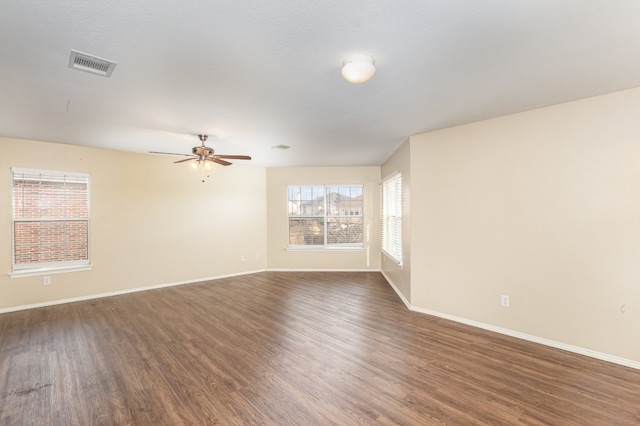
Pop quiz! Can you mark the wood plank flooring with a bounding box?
[1,271,639,425]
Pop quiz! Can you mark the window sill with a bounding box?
[382,250,403,267]
[287,246,364,252]
[9,265,93,279]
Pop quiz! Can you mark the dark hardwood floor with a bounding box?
[1,271,639,425]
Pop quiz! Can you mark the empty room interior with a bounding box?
[1,1,640,424]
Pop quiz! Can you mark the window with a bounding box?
[381,172,402,264]
[11,168,90,274]
[288,185,363,248]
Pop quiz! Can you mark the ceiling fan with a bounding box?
[150,134,251,171]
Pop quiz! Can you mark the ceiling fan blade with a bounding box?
[153,135,252,168]
[214,155,252,160]
[211,158,232,166]
[150,151,193,157]
[174,157,197,164]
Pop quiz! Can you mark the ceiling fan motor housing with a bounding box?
[193,146,214,156]
[150,134,249,167]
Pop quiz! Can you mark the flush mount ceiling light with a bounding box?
[341,54,376,84]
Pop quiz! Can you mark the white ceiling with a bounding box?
[2,1,640,167]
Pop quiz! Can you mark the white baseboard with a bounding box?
[267,268,380,272]
[0,269,266,315]
[6,268,638,371]
[380,273,640,371]
[1,268,375,314]
[380,271,411,308]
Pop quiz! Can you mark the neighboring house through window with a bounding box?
[11,168,90,274]
[288,185,363,248]
[381,172,402,264]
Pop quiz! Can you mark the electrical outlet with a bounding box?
[240,255,245,261]
[43,276,52,286]
[500,294,510,307]
[256,253,260,260]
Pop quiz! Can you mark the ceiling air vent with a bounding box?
[68,50,117,78]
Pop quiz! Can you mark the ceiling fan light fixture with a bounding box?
[150,134,251,178]
[341,54,376,84]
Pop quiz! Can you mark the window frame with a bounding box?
[381,172,402,265]
[10,167,91,277]
[287,184,364,250]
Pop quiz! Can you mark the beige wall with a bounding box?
[408,87,640,362]
[5,86,639,364]
[380,139,411,302]
[0,137,267,310]
[266,167,380,270]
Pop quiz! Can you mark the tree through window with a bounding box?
[288,185,363,248]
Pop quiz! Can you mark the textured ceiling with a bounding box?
[2,1,640,167]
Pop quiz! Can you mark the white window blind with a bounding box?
[288,185,364,248]
[381,172,402,264]
[11,168,90,273]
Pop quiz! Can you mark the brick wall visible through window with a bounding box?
[11,169,90,272]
